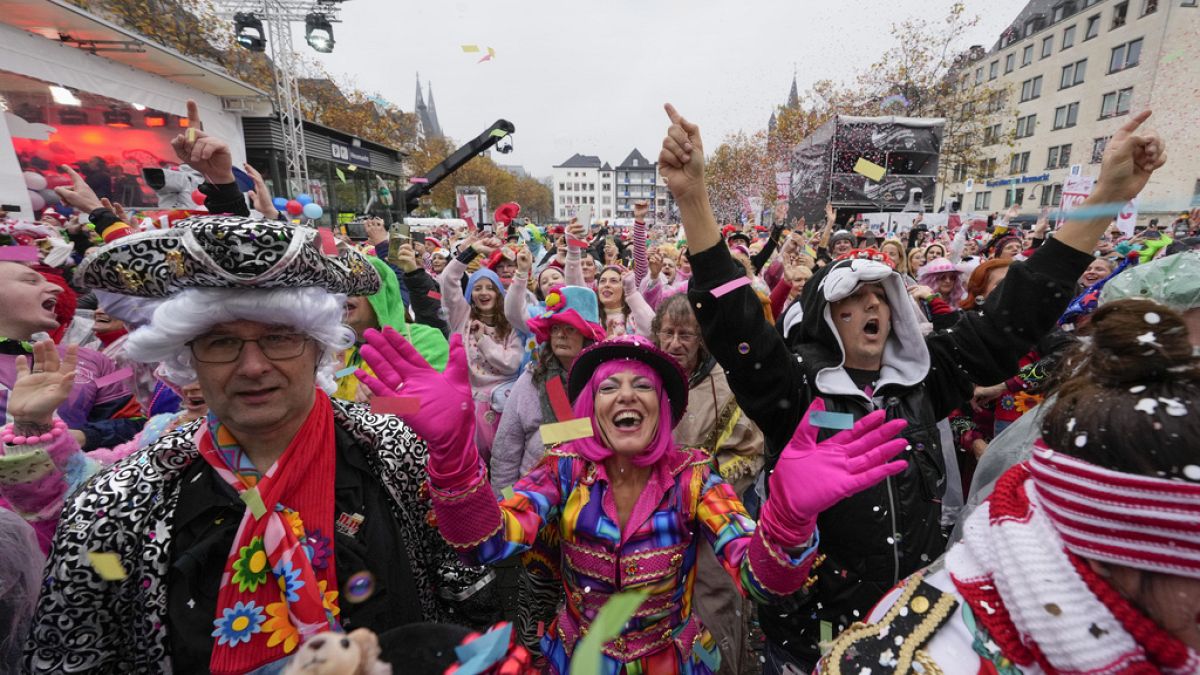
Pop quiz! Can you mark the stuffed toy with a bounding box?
[281,629,391,675]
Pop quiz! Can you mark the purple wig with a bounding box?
[568,360,675,468]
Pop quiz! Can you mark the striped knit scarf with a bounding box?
[947,458,1200,674]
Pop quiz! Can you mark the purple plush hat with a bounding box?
[567,334,688,424]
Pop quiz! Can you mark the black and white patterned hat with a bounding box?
[77,215,380,297]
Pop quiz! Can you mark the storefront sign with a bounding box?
[330,139,371,168]
[985,173,1050,188]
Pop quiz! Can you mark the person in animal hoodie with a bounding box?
[656,104,1162,673]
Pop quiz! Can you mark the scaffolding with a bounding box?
[215,1,349,196]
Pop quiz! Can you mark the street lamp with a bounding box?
[305,13,335,52]
[234,12,266,52]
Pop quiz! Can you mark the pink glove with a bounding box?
[761,399,909,547]
[357,328,479,488]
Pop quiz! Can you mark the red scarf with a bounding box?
[198,390,340,674]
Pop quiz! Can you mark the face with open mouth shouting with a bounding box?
[597,269,624,309]
[0,261,62,336]
[830,283,891,371]
[594,368,661,457]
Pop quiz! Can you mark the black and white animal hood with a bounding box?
[788,257,930,401]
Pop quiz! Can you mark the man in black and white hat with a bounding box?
[21,102,493,674]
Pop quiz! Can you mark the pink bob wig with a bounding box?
[566,359,675,468]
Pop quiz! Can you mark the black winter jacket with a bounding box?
[687,238,1093,662]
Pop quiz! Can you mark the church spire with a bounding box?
[787,70,799,109]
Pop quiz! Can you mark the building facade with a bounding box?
[614,149,656,219]
[552,153,606,221]
[941,0,1199,224]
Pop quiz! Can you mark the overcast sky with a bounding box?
[305,0,1018,179]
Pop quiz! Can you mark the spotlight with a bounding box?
[234,12,266,52]
[496,135,514,154]
[305,13,334,53]
[103,107,132,128]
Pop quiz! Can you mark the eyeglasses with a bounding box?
[656,330,700,345]
[189,333,310,363]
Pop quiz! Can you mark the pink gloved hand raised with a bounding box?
[760,399,909,547]
[357,328,479,487]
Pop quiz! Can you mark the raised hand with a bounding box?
[357,329,477,483]
[54,165,102,213]
[516,247,532,274]
[648,248,663,278]
[170,100,235,184]
[8,341,78,427]
[100,198,129,224]
[395,243,420,273]
[658,104,705,203]
[761,399,908,546]
[633,200,650,221]
[1094,110,1167,203]
[244,163,278,220]
[364,217,388,246]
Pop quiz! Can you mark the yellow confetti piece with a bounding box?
[461,44,480,53]
[88,551,127,580]
[853,157,886,182]
[187,128,196,143]
[241,487,268,519]
[539,418,594,445]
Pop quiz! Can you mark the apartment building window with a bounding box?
[1109,39,1143,72]
[1022,44,1034,65]
[1016,114,1038,138]
[1085,14,1100,39]
[601,196,610,204]
[1141,0,1157,15]
[558,183,565,191]
[1020,75,1044,101]
[1100,87,1133,118]
[1060,59,1087,88]
[975,192,992,210]
[1010,151,1031,174]
[1052,3,1067,21]
[989,61,999,79]
[1041,184,1064,206]
[1112,1,1128,28]
[975,67,984,84]
[1091,136,1111,163]
[980,157,999,178]
[983,123,1003,145]
[601,183,610,191]
[1047,144,1072,169]
[1042,36,1055,57]
[1005,53,1016,73]
[952,163,971,182]
[1063,25,1077,48]
[1053,102,1080,129]
[1004,188,1026,207]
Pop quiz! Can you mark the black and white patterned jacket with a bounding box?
[24,400,478,673]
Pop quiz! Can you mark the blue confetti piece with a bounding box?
[334,366,357,379]
[810,411,854,430]
[453,623,512,675]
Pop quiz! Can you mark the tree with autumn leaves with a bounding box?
[705,2,1012,220]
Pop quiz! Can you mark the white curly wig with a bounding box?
[122,287,355,393]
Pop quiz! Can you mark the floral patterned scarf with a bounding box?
[197,390,340,674]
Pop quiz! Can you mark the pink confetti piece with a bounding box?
[408,177,429,184]
[710,276,752,298]
[370,396,421,416]
[0,246,40,262]
[94,367,133,389]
